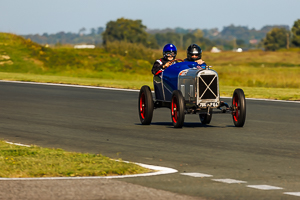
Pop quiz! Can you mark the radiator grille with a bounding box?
[199,75,218,99]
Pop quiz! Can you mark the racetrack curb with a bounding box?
[1,141,178,181]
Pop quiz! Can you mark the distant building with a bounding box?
[212,31,219,36]
[74,44,95,49]
[235,48,243,52]
[249,39,258,44]
[211,47,221,53]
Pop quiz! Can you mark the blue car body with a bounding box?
[154,61,207,102]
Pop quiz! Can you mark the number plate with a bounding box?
[199,102,219,108]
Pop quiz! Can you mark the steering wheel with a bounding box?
[170,59,184,64]
[163,59,184,69]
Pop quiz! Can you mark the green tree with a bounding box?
[78,27,86,35]
[193,29,204,39]
[102,18,158,48]
[263,28,290,51]
[97,27,104,35]
[90,28,96,36]
[291,19,300,47]
[154,32,181,47]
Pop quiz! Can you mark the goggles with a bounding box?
[165,52,176,57]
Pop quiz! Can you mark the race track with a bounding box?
[0,81,299,200]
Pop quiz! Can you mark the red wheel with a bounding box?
[138,86,153,125]
[232,89,246,127]
[171,96,178,124]
[171,90,185,128]
[139,93,146,119]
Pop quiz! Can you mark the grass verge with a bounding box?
[219,86,300,101]
[0,140,151,178]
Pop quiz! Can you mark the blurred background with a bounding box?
[0,0,299,100]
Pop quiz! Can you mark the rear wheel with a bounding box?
[138,86,154,125]
[199,108,212,124]
[171,90,185,128]
[232,89,246,127]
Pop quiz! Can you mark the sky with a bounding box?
[1,0,300,35]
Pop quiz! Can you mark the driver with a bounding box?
[152,43,177,75]
[184,44,206,66]
[185,44,226,108]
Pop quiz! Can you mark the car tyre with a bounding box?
[171,90,185,128]
[232,88,246,127]
[199,108,212,124]
[138,85,154,125]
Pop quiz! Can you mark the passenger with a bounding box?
[184,44,206,66]
[151,43,177,75]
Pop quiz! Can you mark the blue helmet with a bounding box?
[163,44,177,59]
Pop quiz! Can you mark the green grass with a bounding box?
[215,65,300,88]
[176,50,300,67]
[0,32,300,100]
[1,72,299,100]
[0,33,152,76]
[0,141,150,178]
[0,72,152,89]
[219,86,300,101]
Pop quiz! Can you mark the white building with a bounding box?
[74,44,95,49]
[211,47,221,53]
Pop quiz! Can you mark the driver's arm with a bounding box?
[196,59,205,65]
[152,60,164,75]
[162,61,172,69]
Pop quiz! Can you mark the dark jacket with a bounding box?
[151,57,170,75]
[184,58,194,62]
[184,58,207,66]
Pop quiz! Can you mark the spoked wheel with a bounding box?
[171,90,185,128]
[138,85,154,125]
[199,108,212,124]
[232,88,246,127]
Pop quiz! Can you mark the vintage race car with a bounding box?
[138,60,246,128]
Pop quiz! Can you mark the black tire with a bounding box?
[232,88,246,127]
[171,90,185,128]
[138,85,154,125]
[199,108,212,124]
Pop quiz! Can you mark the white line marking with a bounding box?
[284,192,300,197]
[0,80,299,103]
[0,80,138,92]
[181,173,213,178]
[220,96,299,103]
[5,141,31,147]
[1,141,177,180]
[0,163,177,180]
[247,185,283,190]
[212,178,247,184]
[244,97,300,103]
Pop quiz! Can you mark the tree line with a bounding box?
[22,27,104,46]
[264,19,300,50]
[23,18,300,51]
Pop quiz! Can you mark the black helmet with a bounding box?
[187,44,202,61]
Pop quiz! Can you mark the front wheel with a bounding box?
[199,108,212,124]
[171,90,185,128]
[138,85,154,125]
[232,89,246,127]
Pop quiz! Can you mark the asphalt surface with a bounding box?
[0,81,299,200]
